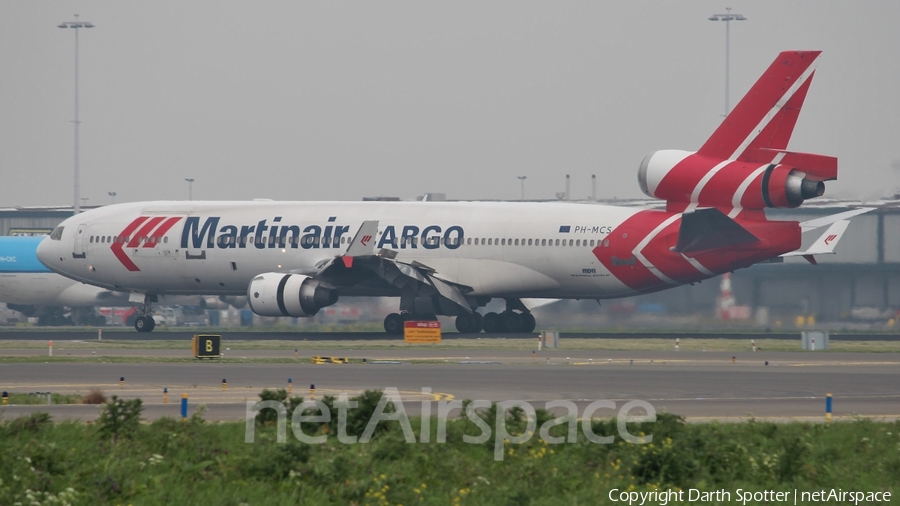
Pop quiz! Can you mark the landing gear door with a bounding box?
[72,224,88,259]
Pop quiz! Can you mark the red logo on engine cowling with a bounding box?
[111,216,183,271]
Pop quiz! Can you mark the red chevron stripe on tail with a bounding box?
[698,50,820,162]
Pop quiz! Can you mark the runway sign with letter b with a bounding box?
[193,334,222,359]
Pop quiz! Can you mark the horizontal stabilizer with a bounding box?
[783,220,850,259]
[800,208,873,233]
[673,208,759,253]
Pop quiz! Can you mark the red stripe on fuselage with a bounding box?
[595,210,802,293]
[110,216,149,272]
[142,216,182,248]
[593,210,695,292]
[126,217,165,248]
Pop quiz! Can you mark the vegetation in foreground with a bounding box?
[0,392,897,505]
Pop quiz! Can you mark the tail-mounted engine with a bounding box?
[247,272,338,317]
[638,149,834,210]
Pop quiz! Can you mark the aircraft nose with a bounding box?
[36,234,57,269]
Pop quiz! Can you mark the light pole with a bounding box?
[565,174,570,201]
[185,178,195,200]
[58,15,95,215]
[108,191,116,204]
[708,8,746,116]
[591,174,596,201]
[517,176,526,201]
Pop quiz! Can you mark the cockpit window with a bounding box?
[49,226,65,240]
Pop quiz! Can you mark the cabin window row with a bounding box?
[89,235,170,244]
[465,237,608,247]
[87,234,612,248]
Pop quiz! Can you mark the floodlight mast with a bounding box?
[58,15,95,215]
[708,8,746,115]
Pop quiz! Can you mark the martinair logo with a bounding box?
[112,215,465,272]
[824,234,837,246]
[111,216,183,271]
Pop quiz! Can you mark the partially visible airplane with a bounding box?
[36,51,867,333]
[0,236,244,326]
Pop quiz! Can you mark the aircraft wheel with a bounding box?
[521,312,536,333]
[134,315,154,333]
[482,312,500,333]
[455,313,475,333]
[383,313,405,334]
[471,312,484,333]
[501,311,523,333]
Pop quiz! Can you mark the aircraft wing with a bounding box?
[301,221,475,313]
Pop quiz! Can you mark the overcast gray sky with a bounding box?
[2,1,898,207]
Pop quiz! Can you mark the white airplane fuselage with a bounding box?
[37,200,651,300]
[36,51,844,334]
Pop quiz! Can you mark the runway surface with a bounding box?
[2,329,899,341]
[2,348,898,422]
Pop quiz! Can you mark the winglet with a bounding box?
[344,220,379,259]
[783,220,850,262]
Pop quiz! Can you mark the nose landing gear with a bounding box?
[133,294,157,333]
[134,314,155,332]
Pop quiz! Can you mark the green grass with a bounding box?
[1,403,898,505]
[3,323,900,334]
[3,392,83,405]
[2,337,900,355]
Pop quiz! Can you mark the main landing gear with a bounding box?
[133,294,157,333]
[382,300,537,335]
[480,311,536,333]
[477,298,537,334]
[383,311,438,335]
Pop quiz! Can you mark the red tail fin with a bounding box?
[698,51,821,161]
